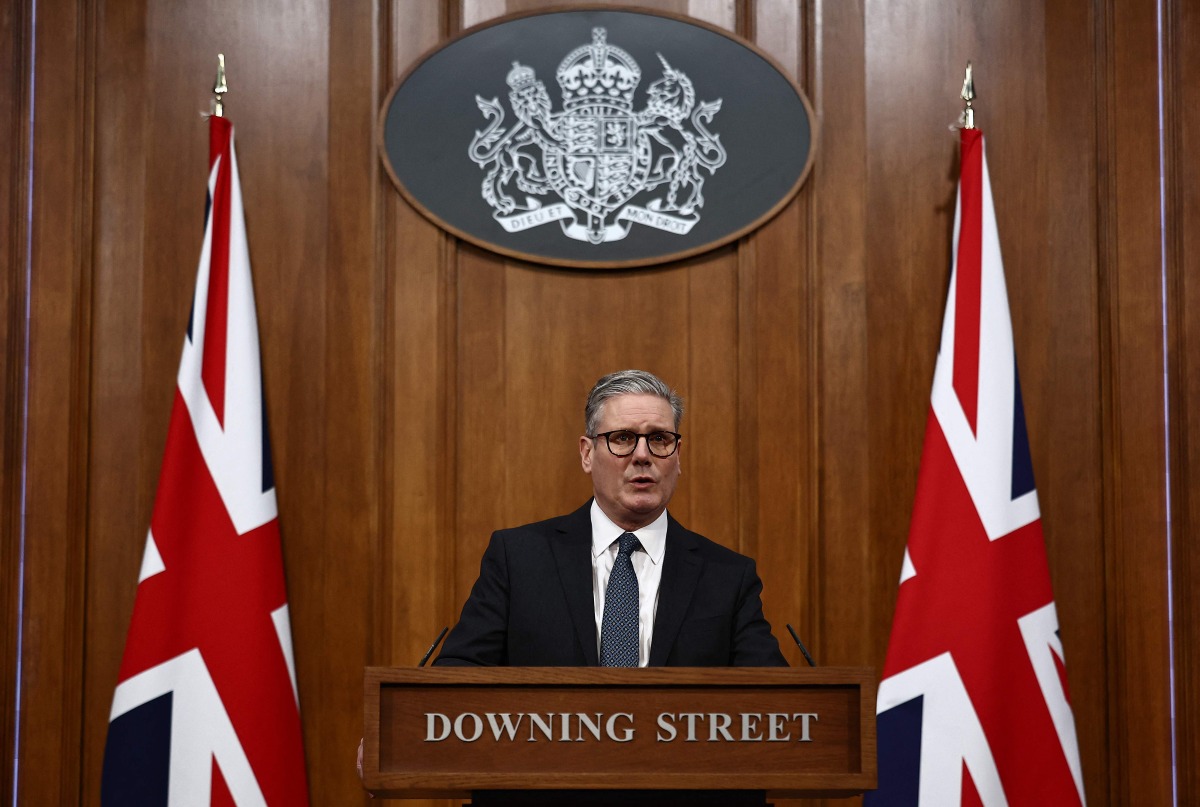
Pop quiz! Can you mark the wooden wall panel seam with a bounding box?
[377,183,397,666]
[441,230,459,647]
[1161,0,1197,803]
[63,0,99,801]
[372,0,395,673]
[807,0,829,681]
[1092,0,1122,801]
[799,0,825,675]
[1,0,35,801]
[1096,0,1178,802]
[736,235,758,560]
[377,0,396,681]
[15,0,99,801]
[739,0,756,43]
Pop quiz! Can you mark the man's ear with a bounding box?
[579,434,594,473]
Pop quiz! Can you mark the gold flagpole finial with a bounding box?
[957,61,975,130]
[212,54,229,117]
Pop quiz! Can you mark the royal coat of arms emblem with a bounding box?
[468,28,726,245]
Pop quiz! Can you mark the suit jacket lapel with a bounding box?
[649,516,702,666]
[549,502,600,666]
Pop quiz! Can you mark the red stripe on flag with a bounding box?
[203,116,233,427]
[953,128,984,434]
[962,761,984,807]
[212,758,236,807]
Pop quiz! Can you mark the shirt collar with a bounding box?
[589,500,667,564]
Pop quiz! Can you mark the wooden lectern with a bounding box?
[362,667,876,804]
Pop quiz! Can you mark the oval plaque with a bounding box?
[379,8,816,269]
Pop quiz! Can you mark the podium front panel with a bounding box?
[363,667,876,799]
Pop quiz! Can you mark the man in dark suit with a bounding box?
[435,369,787,667]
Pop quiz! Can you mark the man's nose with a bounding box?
[630,435,654,460]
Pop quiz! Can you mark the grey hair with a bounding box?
[584,370,685,436]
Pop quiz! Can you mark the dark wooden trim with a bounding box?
[16,0,96,801]
[1098,0,1176,802]
[1163,0,1199,802]
[0,1,34,803]
[1093,0,1122,800]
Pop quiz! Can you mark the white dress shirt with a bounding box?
[590,500,667,667]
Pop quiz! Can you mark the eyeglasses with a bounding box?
[590,430,682,458]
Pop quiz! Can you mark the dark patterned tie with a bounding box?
[600,532,642,667]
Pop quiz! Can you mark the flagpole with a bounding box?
[212,53,228,117]
[104,46,311,805]
[958,61,975,130]
[867,55,1086,807]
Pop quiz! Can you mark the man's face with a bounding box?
[579,393,682,532]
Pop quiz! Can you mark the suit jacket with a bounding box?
[435,502,788,667]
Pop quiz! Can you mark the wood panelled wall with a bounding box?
[2,0,1196,804]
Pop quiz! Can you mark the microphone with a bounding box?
[786,624,816,667]
[418,626,449,667]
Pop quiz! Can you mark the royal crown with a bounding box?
[506,61,537,92]
[556,28,641,110]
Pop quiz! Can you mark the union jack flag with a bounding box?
[101,116,310,806]
[866,128,1085,806]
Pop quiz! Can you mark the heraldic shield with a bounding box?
[468,27,726,245]
[547,105,648,244]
